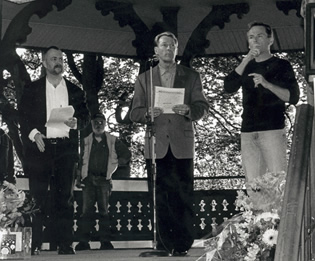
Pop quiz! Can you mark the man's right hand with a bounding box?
[247,48,260,60]
[75,178,85,189]
[236,48,260,76]
[148,107,163,118]
[34,133,46,152]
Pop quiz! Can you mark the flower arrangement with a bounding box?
[0,181,35,229]
[201,171,286,261]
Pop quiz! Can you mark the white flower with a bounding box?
[245,244,260,261]
[255,212,279,223]
[262,229,278,246]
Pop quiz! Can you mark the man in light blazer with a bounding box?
[18,46,90,255]
[130,32,209,256]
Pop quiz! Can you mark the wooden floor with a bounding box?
[29,248,206,261]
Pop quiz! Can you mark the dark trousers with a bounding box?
[147,148,195,252]
[25,139,76,249]
[76,176,112,243]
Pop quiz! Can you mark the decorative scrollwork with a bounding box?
[181,3,249,67]
[95,0,153,60]
[276,1,302,17]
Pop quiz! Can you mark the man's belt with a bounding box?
[46,138,68,144]
[88,172,107,177]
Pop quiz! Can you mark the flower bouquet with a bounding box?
[201,171,286,261]
[0,181,36,229]
[0,181,36,259]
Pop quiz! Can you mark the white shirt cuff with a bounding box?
[28,129,40,142]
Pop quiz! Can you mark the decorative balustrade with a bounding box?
[16,178,242,248]
[72,189,240,242]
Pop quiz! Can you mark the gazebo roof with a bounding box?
[1,0,304,58]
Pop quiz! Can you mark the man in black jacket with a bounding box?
[19,46,90,255]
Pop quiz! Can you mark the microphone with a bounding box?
[148,54,158,63]
[251,48,260,58]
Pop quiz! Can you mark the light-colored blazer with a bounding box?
[80,132,118,180]
[130,64,209,159]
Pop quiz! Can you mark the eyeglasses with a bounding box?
[93,120,104,125]
[159,43,176,49]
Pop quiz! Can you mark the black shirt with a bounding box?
[88,134,109,176]
[224,56,299,132]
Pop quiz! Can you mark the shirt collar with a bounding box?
[158,63,176,76]
[46,77,66,89]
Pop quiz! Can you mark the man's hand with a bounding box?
[248,48,260,58]
[64,117,77,129]
[75,178,85,189]
[249,73,267,88]
[34,133,46,152]
[173,104,190,116]
[148,107,163,118]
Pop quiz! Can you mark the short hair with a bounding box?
[154,32,178,47]
[247,21,273,38]
[42,46,61,59]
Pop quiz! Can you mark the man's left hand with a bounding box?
[173,104,190,116]
[64,117,78,129]
[248,73,267,88]
[64,117,77,129]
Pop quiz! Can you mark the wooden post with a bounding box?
[305,80,315,261]
[0,0,2,39]
[303,1,315,259]
[274,104,314,261]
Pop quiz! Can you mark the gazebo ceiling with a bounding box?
[1,0,304,58]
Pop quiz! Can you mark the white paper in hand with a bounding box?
[45,106,74,131]
[154,86,185,114]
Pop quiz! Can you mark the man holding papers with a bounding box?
[130,32,209,256]
[19,46,89,255]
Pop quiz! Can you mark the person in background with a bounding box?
[224,21,299,185]
[75,112,131,251]
[130,32,209,256]
[0,123,15,184]
[18,46,90,255]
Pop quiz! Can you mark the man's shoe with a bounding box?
[100,241,114,250]
[172,249,188,256]
[58,245,75,255]
[75,241,91,251]
[31,246,40,256]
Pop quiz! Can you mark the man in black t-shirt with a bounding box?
[224,22,299,184]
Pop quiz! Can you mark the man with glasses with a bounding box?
[130,32,209,256]
[75,112,131,251]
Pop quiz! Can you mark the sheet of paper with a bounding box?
[10,232,22,251]
[45,106,74,131]
[154,86,185,114]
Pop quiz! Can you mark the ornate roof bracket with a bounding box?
[96,0,151,60]
[181,3,249,67]
[95,1,180,61]
[0,0,72,67]
[276,0,302,17]
[159,6,180,36]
